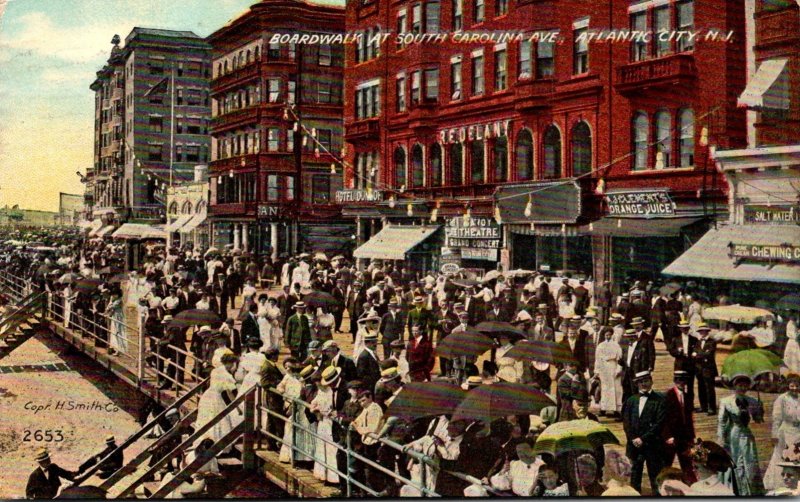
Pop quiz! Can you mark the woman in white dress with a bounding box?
[265,298,283,352]
[353,310,380,360]
[496,334,523,383]
[593,327,623,417]
[106,292,128,356]
[313,307,335,343]
[62,283,76,329]
[235,338,267,391]
[194,353,239,454]
[764,374,800,491]
[686,439,736,496]
[277,358,313,463]
[308,375,340,484]
[256,294,272,350]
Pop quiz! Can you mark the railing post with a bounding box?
[345,424,353,498]
[137,314,146,382]
[289,402,296,468]
[420,454,427,497]
[242,390,255,470]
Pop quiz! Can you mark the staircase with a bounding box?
[0,291,46,360]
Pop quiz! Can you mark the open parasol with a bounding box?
[435,329,494,359]
[721,348,782,383]
[168,309,222,329]
[482,270,502,282]
[533,419,620,457]
[505,339,578,366]
[475,321,527,342]
[304,290,341,311]
[386,381,467,420]
[452,382,555,422]
[702,305,774,324]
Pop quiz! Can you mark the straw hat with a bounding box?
[379,367,401,383]
[34,449,50,462]
[321,366,342,386]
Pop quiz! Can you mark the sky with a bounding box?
[0,0,342,212]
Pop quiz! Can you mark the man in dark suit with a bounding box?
[276,284,292,322]
[77,435,123,479]
[406,297,433,338]
[332,278,347,333]
[662,370,697,485]
[407,325,434,382]
[322,340,358,383]
[485,298,509,322]
[285,302,312,361]
[258,348,284,451]
[368,280,394,317]
[322,366,356,496]
[159,317,188,389]
[692,323,718,415]
[528,309,555,341]
[221,317,243,356]
[627,292,650,330]
[558,322,588,373]
[619,326,656,403]
[379,301,406,359]
[573,280,590,316]
[433,300,458,376]
[667,318,696,407]
[26,449,76,499]
[240,302,260,343]
[356,333,382,392]
[347,281,367,342]
[622,371,666,495]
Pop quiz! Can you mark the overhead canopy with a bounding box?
[738,58,790,110]
[580,216,703,237]
[95,225,116,238]
[179,213,206,234]
[663,224,800,284]
[353,225,440,261]
[112,223,168,240]
[165,215,192,233]
[85,219,103,235]
[495,180,583,224]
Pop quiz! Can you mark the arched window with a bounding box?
[247,50,252,63]
[632,112,649,170]
[430,144,443,186]
[254,46,260,61]
[493,137,508,182]
[196,200,207,214]
[542,126,561,179]
[655,110,671,168]
[470,140,485,183]
[181,201,193,214]
[571,122,592,176]
[411,144,425,187]
[515,129,533,181]
[449,143,463,185]
[394,147,407,189]
[168,201,178,215]
[678,108,694,167]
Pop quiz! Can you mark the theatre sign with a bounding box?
[445,217,502,261]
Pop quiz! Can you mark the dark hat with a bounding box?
[690,439,734,473]
[246,337,263,349]
[347,379,365,390]
[673,370,691,381]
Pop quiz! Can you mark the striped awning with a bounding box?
[95,225,116,238]
[739,58,790,110]
[353,225,440,260]
[112,223,168,240]
[165,215,192,233]
[179,213,207,234]
[85,219,103,235]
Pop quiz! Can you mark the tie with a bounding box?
[678,390,683,408]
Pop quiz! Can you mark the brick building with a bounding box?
[207,0,352,259]
[344,0,747,284]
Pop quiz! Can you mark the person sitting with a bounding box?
[77,435,123,480]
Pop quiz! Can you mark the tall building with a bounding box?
[87,29,211,227]
[207,0,350,259]
[344,0,747,283]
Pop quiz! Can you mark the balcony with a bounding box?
[210,106,261,133]
[514,78,556,110]
[756,5,800,49]
[406,184,496,200]
[615,53,697,94]
[211,62,260,94]
[209,202,258,217]
[344,117,380,141]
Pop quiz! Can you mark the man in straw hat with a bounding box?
[285,302,311,361]
[407,296,433,338]
[77,434,123,480]
[25,449,77,499]
[321,340,357,383]
[692,322,717,415]
[622,370,666,495]
[668,315,696,406]
[620,323,655,403]
[378,300,405,360]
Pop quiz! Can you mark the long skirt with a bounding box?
[313,418,340,483]
[279,405,314,463]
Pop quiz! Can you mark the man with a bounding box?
[529,310,555,341]
[322,340,357,383]
[285,302,312,361]
[622,371,666,495]
[219,317,242,356]
[668,316,696,407]
[331,278,347,333]
[159,317,188,390]
[77,435,123,480]
[276,284,292,321]
[628,291,650,329]
[26,449,76,499]
[357,333,382,392]
[556,360,586,422]
[352,388,384,490]
[594,280,612,325]
[559,322,587,374]
[485,298,509,322]
[378,301,405,359]
[407,296,433,338]
[662,370,697,485]
[258,347,284,451]
[162,288,184,317]
[407,325,434,382]
[610,313,626,343]
[367,280,394,317]
[620,326,655,403]
[434,300,458,376]
[693,322,718,415]
[573,280,590,316]
[347,281,367,342]
[241,303,260,344]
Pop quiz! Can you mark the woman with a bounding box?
[557,291,574,325]
[687,439,736,496]
[106,291,127,356]
[593,327,623,418]
[265,297,283,352]
[308,371,340,484]
[239,279,257,319]
[718,374,766,496]
[766,438,800,496]
[313,307,335,343]
[764,373,800,491]
[600,447,639,496]
[62,282,76,329]
[256,294,272,350]
[235,337,267,392]
[496,334,522,383]
[276,359,314,464]
[195,353,239,454]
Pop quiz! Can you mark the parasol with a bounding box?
[721,348,782,383]
[451,382,555,422]
[482,270,502,282]
[168,309,223,329]
[777,293,800,312]
[304,290,341,310]
[385,381,467,420]
[702,305,774,324]
[505,339,578,366]
[533,419,619,457]
[451,279,480,289]
[659,282,682,296]
[434,329,494,359]
[475,321,527,342]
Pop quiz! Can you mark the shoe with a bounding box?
[707,409,717,416]
[696,407,706,413]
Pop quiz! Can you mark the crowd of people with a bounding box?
[3,226,800,498]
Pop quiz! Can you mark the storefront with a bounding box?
[352,224,443,275]
[111,223,168,271]
[443,215,503,272]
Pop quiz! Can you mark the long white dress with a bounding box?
[496,343,523,383]
[195,366,238,453]
[594,339,623,413]
[277,373,313,463]
[236,351,267,391]
[764,392,800,490]
[309,387,340,483]
[257,304,272,349]
[784,338,800,375]
[266,304,283,352]
[108,298,128,355]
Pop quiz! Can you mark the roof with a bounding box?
[353,225,440,260]
[127,27,202,42]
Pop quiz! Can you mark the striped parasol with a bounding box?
[385,381,467,420]
[452,382,555,422]
[533,419,619,456]
[435,329,494,359]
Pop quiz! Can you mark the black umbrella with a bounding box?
[304,291,341,311]
[452,382,555,422]
[476,321,527,342]
[386,381,467,420]
[169,309,222,329]
[435,329,494,359]
[505,339,578,366]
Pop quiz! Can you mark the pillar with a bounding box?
[270,223,279,261]
[242,223,249,252]
[233,223,241,250]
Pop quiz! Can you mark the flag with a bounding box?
[144,77,169,97]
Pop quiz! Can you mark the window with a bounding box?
[268,79,281,103]
[470,140,485,183]
[286,129,294,152]
[312,175,331,203]
[397,11,408,49]
[394,147,407,188]
[493,137,508,182]
[185,146,200,162]
[760,0,794,11]
[571,122,592,176]
[678,108,694,167]
[631,12,648,61]
[655,111,672,168]
[318,82,332,104]
[396,75,407,112]
[424,68,439,100]
[519,41,532,79]
[677,1,694,52]
[267,128,279,151]
[543,126,561,178]
[472,54,484,95]
[355,81,381,119]
[451,60,462,99]
[449,143,463,185]
[288,79,296,104]
[516,129,534,181]
[411,71,421,105]
[453,0,463,30]
[654,6,671,57]
[288,43,296,61]
[632,112,649,170]
[286,176,295,200]
[496,0,507,16]
[319,44,332,66]
[411,144,425,187]
[148,143,163,161]
[573,27,589,75]
[268,43,280,60]
[494,49,507,91]
[412,4,422,34]
[430,144,443,186]
[536,39,554,78]
[318,129,332,151]
[426,1,440,33]
[149,116,163,133]
[267,175,279,201]
[474,0,484,23]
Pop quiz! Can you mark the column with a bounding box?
[242,223,249,252]
[355,217,364,270]
[233,223,241,250]
[270,223,279,261]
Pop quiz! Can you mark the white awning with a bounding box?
[95,225,116,238]
[663,224,800,284]
[112,223,168,240]
[85,219,103,235]
[165,214,192,233]
[353,225,440,261]
[738,58,790,110]
[179,213,207,234]
[77,220,93,229]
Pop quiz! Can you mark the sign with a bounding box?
[462,248,499,261]
[730,243,800,263]
[605,190,675,217]
[335,189,383,203]
[257,205,283,218]
[496,180,582,224]
[440,263,461,274]
[445,217,502,249]
[744,205,800,225]
[438,119,511,145]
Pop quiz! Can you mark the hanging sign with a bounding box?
[605,190,675,217]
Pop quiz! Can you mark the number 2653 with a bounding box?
[23,430,64,442]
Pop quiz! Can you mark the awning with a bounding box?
[495,180,583,224]
[112,223,168,240]
[165,215,192,233]
[77,220,92,229]
[738,58,790,110]
[580,216,703,237]
[95,225,116,238]
[663,224,800,284]
[179,213,207,234]
[353,225,441,260]
[85,219,103,235]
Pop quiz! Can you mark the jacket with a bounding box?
[379,311,406,344]
[622,390,666,458]
[407,335,434,381]
[284,313,311,350]
[693,337,718,378]
[662,386,695,450]
[356,349,382,392]
[26,464,75,499]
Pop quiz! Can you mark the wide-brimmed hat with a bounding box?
[379,367,401,383]
[624,328,637,336]
[161,315,173,324]
[308,340,322,350]
[678,315,690,328]
[610,313,624,321]
[690,439,734,473]
[299,365,316,380]
[321,340,339,351]
[198,325,213,334]
[389,339,405,349]
[321,366,342,386]
[34,449,50,462]
[537,303,548,310]
[359,313,381,324]
[293,302,306,309]
[630,316,645,326]
[633,370,652,381]
[413,296,424,304]
[515,310,532,322]
[696,322,711,332]
[363,332,379,342]
[463,375,483,389]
